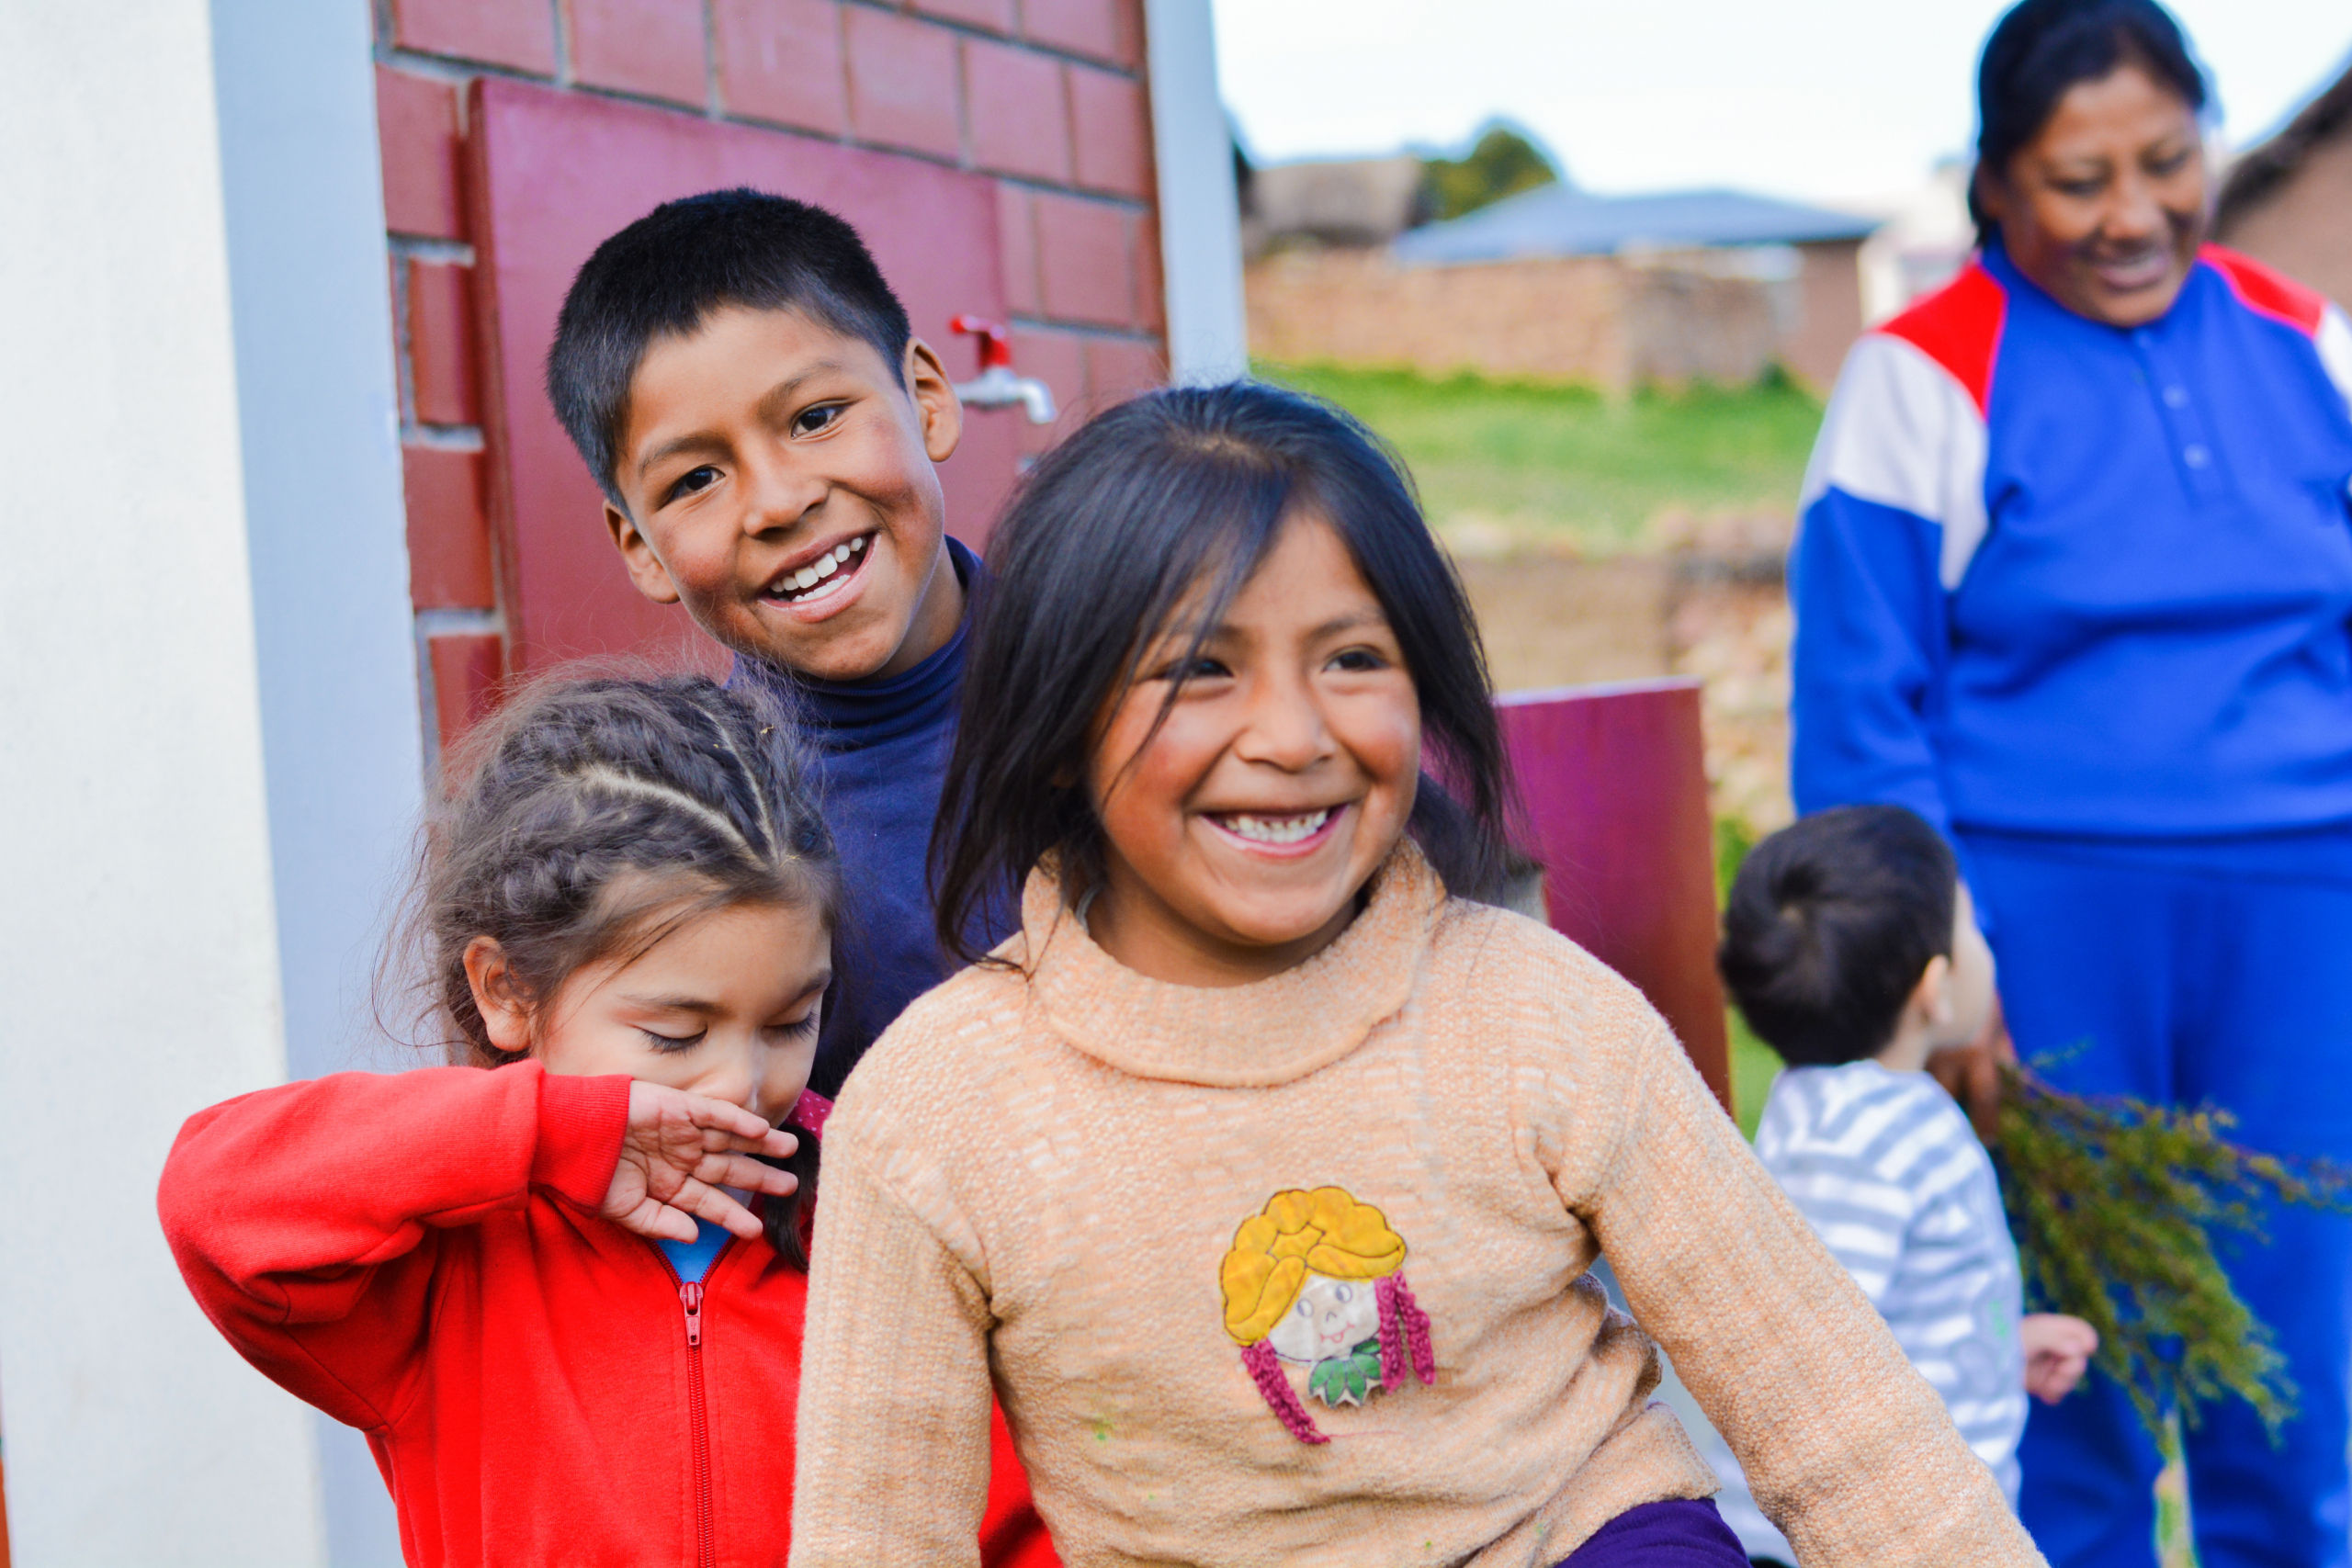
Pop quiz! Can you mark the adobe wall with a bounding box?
[1783,239,1864,392]
[373,0,1170,756]
[1621,254,1778,388]
[1246,247,1634,387]
[1246,244,1853,391]
[2216,129,2352,310]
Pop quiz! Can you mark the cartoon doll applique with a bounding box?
[1219,1187,1435,1444]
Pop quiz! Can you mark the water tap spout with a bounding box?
[948,314,1057,425]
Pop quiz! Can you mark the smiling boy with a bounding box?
[546,188,991,1097]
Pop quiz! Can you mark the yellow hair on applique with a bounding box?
[1219,1187,1406,1345]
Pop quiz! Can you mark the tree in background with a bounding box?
[1419,121,1565,222]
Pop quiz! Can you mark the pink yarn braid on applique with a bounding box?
[1388,1273,1436,1385]
[1240,1340,1329,1445]
[1375,1274,1408,1392]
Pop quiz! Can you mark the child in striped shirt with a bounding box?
[1707,805,2098,1565]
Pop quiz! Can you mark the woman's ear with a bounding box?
[462,936,537,1055]
[1973,162,2011,229]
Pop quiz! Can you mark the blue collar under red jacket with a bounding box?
[731,536,1009,1098]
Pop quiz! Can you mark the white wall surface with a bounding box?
[208,0,426,1560]
[0,2,328,1562]
[1145,0,1250,382]
[0,1,424,1562]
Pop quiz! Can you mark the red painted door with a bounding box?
[468,78,1021,671]
[1498,680,1732,1107]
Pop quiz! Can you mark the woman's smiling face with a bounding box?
[1977,60,2208,327]
[1082,513,1422,988]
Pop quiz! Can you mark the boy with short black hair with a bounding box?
[547,187,983,1099]
[1706,804,2097,1565]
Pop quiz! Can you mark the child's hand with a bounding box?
[605,1082,799,1244]
[2022,1312,2099,1404]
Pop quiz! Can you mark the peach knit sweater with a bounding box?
[790,845,2043,1567]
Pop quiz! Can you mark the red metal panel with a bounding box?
[1498,679,1732,1108]
[469,78,1019,670]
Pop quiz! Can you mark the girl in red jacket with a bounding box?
[160,675,1049,1568]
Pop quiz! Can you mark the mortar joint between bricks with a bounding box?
[376,48,549,90]
[992,175,1147,212]
[403,423,487,453]
[548,0,572,87]
[839,0,1139,74]
[702,0,722,118]
[415,606,505,637]
[390,236,478,266]
[1006,316,1159,344]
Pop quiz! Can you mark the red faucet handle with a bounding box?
[948,313,1014,370]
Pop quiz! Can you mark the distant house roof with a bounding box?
[2217,55,2352,231]
[1392,183,1879,265]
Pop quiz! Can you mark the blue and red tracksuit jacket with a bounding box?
[159,1062,1057,1568]
[1791,240,2352,840]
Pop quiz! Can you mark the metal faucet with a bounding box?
[948,314,1057,424]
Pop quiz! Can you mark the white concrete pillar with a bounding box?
[1145,0,1251,383]
[209,0,428,1559]
[0,1,421,1562]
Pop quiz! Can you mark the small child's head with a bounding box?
[933,381,1510,980]
[1718,804,1995,1068]
[547,189,964,683]
[418,674,837,1259]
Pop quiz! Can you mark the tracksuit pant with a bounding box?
[1962,827,2352,1568]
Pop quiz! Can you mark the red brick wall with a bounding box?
[373,0,1167,756]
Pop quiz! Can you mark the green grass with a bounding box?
[1730,1013,1784,1143]
[1257,361,1826,551]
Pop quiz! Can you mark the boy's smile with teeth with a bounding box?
[763,534,870,606]
[602,306,967,683]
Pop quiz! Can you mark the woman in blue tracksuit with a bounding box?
[1791,2,2352,1564]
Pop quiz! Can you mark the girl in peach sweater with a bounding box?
[787,384,2044,1567]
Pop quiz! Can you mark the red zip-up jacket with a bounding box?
[158,1062,1055,1568]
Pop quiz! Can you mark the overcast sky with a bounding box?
[1212,1,2352,208]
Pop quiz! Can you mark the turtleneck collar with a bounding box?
[1018,840,1447,1087]
[729,536,978,753]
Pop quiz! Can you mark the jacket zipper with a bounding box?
[681,1279,717,1568]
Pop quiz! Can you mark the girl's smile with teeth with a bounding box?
[1081,514,1423,985]
[1208,808,1338,849]
[765,535,870,605]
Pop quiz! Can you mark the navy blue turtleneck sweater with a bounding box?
[730,538,1009,1097]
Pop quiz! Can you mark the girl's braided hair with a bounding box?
[409,671,837,1267]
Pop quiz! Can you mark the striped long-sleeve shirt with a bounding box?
[1706,1061,2026,1560]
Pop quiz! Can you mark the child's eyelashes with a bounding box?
[792,402,845,437]
[663,466,722,505]
[1328,648,1390,673]
[638,1027,707,1054]
[1144,654,1231,682]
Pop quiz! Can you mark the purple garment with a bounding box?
[1554,1499,1753,1567]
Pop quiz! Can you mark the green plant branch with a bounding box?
[1997,1061,2352,1441]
